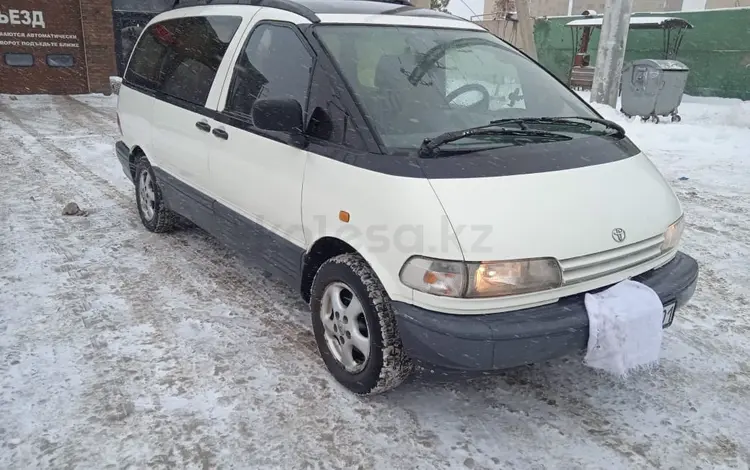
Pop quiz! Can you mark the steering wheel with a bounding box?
[445,83,491,113]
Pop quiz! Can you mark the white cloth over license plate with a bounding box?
[583,279,664,376]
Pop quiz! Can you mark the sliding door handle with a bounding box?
[195,121,211,132]
[212,128,229,140]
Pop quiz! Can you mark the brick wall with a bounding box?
[80,0,117,93]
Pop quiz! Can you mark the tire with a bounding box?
[310,253,413,395]
[134,156,176,233]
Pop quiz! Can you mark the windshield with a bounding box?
[315,25,601,150]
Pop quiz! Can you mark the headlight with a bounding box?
[466,258,562,298]
[661,216,685,251]
[399,256,562,298]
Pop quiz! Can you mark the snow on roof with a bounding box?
[565,16,693,29]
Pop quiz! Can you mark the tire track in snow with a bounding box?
[0,101,130,207]
[0,99,324,358]
[0,103,468,468]
[5,99,599,468]
[5,95,749,468]
[0,103,676,468]
[0,118,331,468]
[65,95,118,121]
[0,99,321,348]
[59,95,120,137]
[0,125,128,468]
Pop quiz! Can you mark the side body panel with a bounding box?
[200,9,315,285]
[207,10,314,250]
[301,155,464,304]
[117,84,155,162]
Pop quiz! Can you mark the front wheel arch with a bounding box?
[300,236,357,303]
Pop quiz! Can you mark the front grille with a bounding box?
[559,234,665,285]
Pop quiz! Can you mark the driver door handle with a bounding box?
[212,128,229,140]
[195,120,211,132]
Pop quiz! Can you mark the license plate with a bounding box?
[662,302,677,327]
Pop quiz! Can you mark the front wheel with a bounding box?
[310,253,413,395]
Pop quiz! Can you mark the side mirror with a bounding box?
[252,98,304,134]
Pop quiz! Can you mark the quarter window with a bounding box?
[46,54,75,67]
[124,15,242,106]
[4,53,34,67]
[224,23,314,121]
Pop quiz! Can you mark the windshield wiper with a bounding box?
[419,126,572,158]
[490,116,626,137]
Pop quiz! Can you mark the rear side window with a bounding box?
[4,53,34,67]
[47,54,75,67]
[124,15,242,106]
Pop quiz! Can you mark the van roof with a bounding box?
[170,0,466,24]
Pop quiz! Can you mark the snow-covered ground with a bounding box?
[1,91,749,469]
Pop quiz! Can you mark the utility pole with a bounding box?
[515,0,538,60]
[590,0,634,107]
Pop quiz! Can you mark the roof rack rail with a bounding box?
[373,0,413,5]
[171,0,320,23]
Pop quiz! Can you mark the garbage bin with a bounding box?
[620,59,690,123]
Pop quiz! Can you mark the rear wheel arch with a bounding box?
[128,145,146,180]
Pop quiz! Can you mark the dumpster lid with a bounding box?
[628,58,689,71]
[565,16,693,30]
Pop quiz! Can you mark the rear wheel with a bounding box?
[310,253,413,395]
[135,156,176,233]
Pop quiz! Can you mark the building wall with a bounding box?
[0,0,87,94]
[0,0,117,94]
[81,0,118,94]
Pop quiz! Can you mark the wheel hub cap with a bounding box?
[320,282,370,373]
[138,169,156,221]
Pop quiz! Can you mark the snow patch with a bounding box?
[1,92,749,469]
[584,280,664,377]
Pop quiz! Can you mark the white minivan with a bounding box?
[114,0,699,395]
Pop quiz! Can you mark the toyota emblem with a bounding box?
[612,228,626,243]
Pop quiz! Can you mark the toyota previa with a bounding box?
[114,0,699,394]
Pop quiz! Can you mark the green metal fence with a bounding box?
[533,8,750,100]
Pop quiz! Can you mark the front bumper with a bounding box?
[393,251,699,372]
